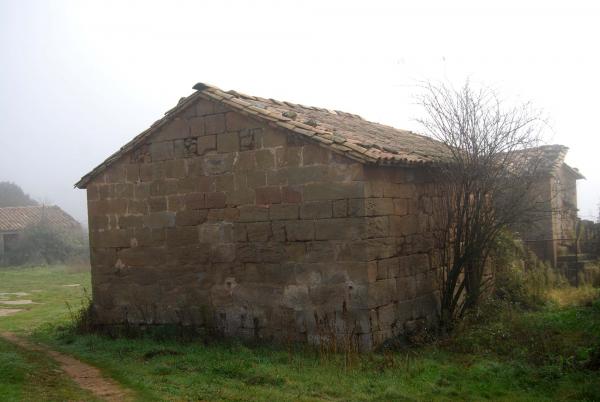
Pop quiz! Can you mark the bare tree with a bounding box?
[417,81,547,328]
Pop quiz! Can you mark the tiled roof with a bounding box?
[75,82,581,188]
[75,82,447,188]
[517,145,584,179]
[0,206,80,232]
[192,83,447,165]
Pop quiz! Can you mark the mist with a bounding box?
[1,0,598,223]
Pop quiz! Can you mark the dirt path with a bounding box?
[0,332,133,402]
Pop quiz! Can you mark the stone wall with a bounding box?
[86,97,439,349]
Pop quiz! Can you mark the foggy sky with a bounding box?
[1,0,598,224]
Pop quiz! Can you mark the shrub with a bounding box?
[490,231,568,310]
[2,221,88,266]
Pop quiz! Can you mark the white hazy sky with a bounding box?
[1,0,598,223]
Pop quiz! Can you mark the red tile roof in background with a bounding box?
[0,206,80,232]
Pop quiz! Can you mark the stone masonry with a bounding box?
[81,88,440,350]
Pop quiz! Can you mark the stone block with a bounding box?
[393,199,408,216]
[150,180,178,197]
[210,243,236,262]
[158,118,190,141]
[309,284,347,309]
[148,197,167,212]
[266,170,287,186]
[227,187,255,206]
[184,193,205,210]
[398,253,431,277]
[86,185,100,201]
[305,241,335,262]
[164,160,186,179]
[104,164,126,183]
[378,257,400,279]
[224,112,250,131]
[396,277,417,301]
[203,154,234,175]
[276,147,302,168]
[364,216,389,238]
[269,204,299,220]
[144,211,175,229]
[188,116,205,137]
[284,243,305,261]
[206,192,227,208]
[333,199,348,217]
[287,166,328,185]
[240,128,259,151]
[246,222,272,242]
[255,186,282,205]
[261,127,287,148]
[125,164,140,183]
[198,222,233,243]
[215,175,235,192]
[176,177,198,194]
[176,209,207,226]
[282,186,302,204]
[139,164,153,182]
[89,215,109,230]
[233,151,256,172]
[217,132,239,153]
[303,145,329,165]
[118,247,166,267]
[118,215,143,229]
[344,261,373,284]
[127,199,148,215]
[271,222,287,241]
[315,218,363,240]
[300,201,332,219]
[205,113,225,135]
[238,206,270,222]
[90,247,117,268]
[303,182,363,201]
[167,245,210,266]
[196,99,215,116]
[255,149,275,170]
[390,214,419,236]
[385,183,416,198]
[197,135,216,155]
[150,141,174,161]
[133,227,165,247]
[167,195,184,212]
[285,221,315,241]
[367,279,396,308]
[166,226,198,247]
[245,171,266,188]
[98,184,114,200]
[94,229,133,248]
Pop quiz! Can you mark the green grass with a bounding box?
[1,265,600,401]
[0,326,98,401]
[0,265,91,334]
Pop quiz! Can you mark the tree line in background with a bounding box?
[0,181,88,267]
[0,181,38,207]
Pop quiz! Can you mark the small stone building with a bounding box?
[80,82,576,349]
[0,205,81,258]
[519,145,584,267]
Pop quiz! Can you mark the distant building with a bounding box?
[0,205,81,257]
[519,145,584,267]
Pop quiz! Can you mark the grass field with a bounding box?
[1,265,599,401]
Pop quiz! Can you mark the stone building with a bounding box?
[76,82,579,348]
[0,205,80,258]
[518,145,584,267]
